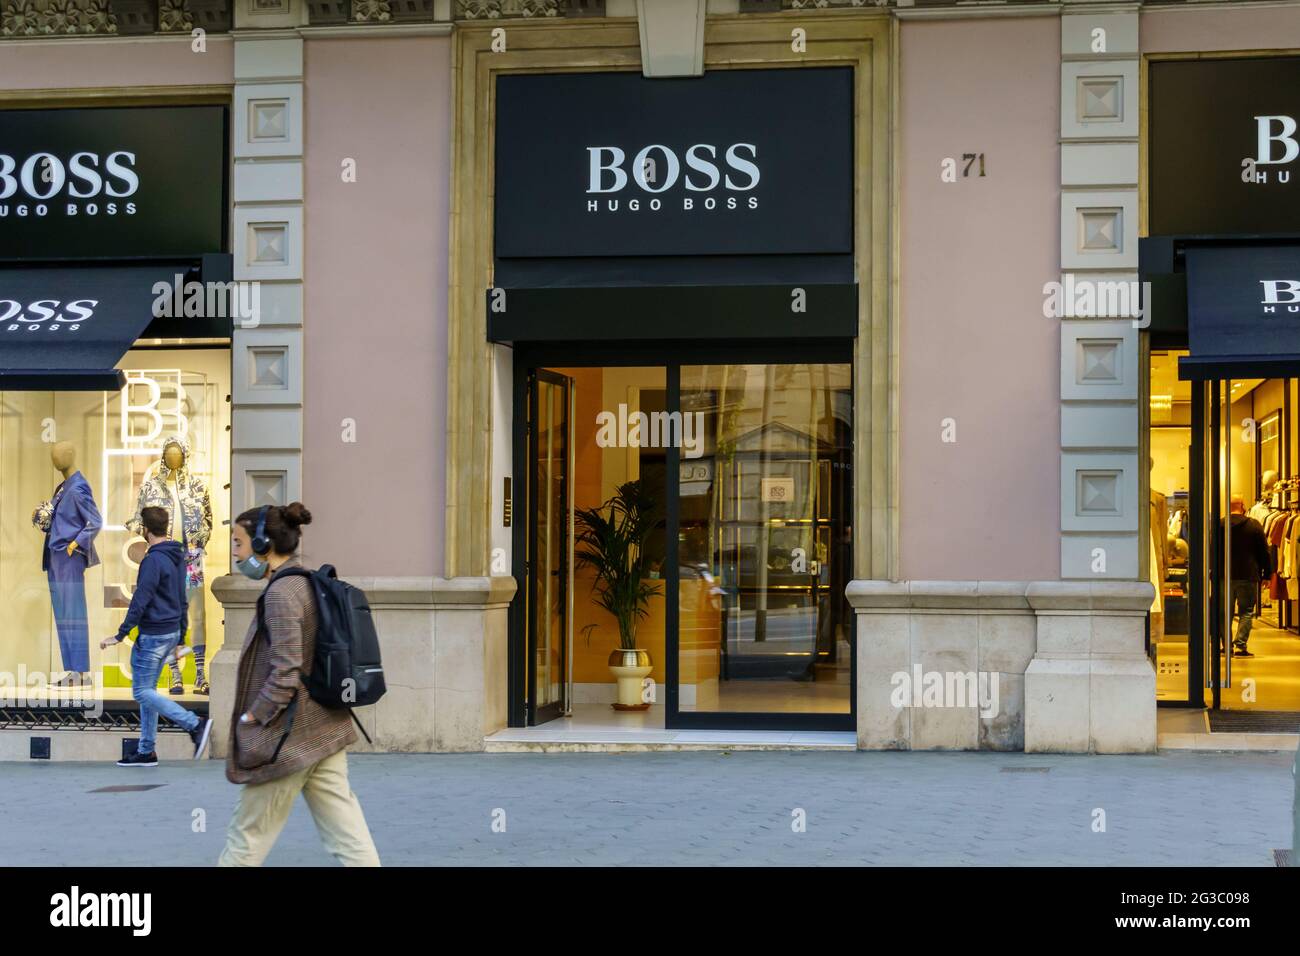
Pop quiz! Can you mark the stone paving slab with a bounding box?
[0,749,1293,866]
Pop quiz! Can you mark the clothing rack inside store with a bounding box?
[1254,477,1300,633]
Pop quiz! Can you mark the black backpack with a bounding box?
[256,564,387,749]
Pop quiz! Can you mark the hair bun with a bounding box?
[280,502,313,529]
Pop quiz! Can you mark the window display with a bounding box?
[0,348,230,710]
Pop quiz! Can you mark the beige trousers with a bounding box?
[217,748,380,867]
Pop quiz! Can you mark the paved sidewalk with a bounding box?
[2,749,1293,866]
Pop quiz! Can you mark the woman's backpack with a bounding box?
[255,564,387,745]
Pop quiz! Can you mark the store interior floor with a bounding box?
[1156,617,1300,709]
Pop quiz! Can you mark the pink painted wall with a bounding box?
[0,37,232,89]
[302,37,451,578]
[1142,7,1300,52]
[898,18,1061,581]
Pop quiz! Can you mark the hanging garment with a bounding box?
[1287,513,1300,594]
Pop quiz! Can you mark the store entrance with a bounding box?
[1150,351,1300,716]
[510,348,855,733]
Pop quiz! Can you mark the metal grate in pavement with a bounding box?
[1000,767,1051,773]
[1275,849,1292,867]
[1207,711,1300,734]
[89,785,166,793]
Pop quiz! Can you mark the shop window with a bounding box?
[0,349,230,710]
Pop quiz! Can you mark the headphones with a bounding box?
[250,505,272,556]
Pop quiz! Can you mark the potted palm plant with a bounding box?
[575,480,662,710]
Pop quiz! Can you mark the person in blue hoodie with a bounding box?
[101,506,213,766]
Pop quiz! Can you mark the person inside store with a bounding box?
[1227,494,1273,659]
[218,502,380,867]
[100,506,213,766]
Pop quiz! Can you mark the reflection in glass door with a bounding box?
[676,363,853,723]
[527,370,571,725]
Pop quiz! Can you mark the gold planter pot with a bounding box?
[608,648,653,711]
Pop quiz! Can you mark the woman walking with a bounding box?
[217,502,380,867]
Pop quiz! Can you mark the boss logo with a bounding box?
[0,151,139,199]
[1245,117,1297,186]
[0,298,97,332]
[586,143,761,213]
[1261,279,1300,313]
[0,151,140,218]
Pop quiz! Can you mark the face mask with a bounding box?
[235,553,268,580]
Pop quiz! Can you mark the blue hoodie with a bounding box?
[115,540,188,641]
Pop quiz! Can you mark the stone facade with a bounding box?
[849,581,1156,753]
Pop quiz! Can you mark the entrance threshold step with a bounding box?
[1158,732,1299,753]
[484,729,858,753]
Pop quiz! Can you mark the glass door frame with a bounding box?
[508,340,856,733]
[528,368,572,726]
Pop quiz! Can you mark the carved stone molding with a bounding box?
[0,0,231,36]
[158,0,192,29]
[455,0,561,18]
[351,0,388,19]
[1,0,118,36]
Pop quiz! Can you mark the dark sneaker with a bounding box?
[194,678,210,696]
[1235,648,1255,658]
[190,717,213,760]
[117,750,158,767]
[169,681,185,696]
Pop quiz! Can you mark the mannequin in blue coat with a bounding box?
[34,442,102,686]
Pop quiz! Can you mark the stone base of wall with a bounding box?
[847,580,1156,753]
[210,574,515,758]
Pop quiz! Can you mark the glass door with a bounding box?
[526,369,572,725]
[673,362,853,729]
[511,349,854,734]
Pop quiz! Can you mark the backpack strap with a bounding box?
[350,709,373,745]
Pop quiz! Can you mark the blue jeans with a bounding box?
[132,632,199,755]
[1231,581,1257,649]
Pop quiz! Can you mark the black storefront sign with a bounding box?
[0,105,227,260]
[1149,57,1300,236]
[494,67,853,259]
[1180,243,1300,379]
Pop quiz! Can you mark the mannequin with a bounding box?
[126,435,213,694]
[1262,469,1279,505]
[31,441,102,687]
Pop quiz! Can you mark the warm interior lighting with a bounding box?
[1150,394,1173,412]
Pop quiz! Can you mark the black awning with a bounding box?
[0,265,178,391]
[1179,244,1300,380]
[487,283,857,344]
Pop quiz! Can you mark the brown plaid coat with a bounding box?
[226,558,356,785]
